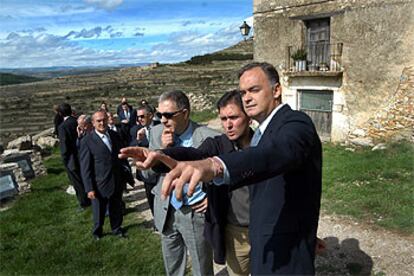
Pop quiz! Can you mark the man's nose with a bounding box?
[242,92,252,102]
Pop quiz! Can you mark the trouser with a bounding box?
[225,224,250,276]
[65,167,90,207]
[91,191,123,236]
[144,182,155,216]
[161,206,213,276]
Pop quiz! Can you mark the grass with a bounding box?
[0,148,164,275]
[322,142,414,234]
[191,109,218,123]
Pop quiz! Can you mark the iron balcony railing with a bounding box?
[286,42,343,72]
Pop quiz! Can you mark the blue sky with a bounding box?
[0,0,253,68]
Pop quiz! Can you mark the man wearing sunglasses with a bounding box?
[129,104,159,147]
[141,90,219,276]
[130,104,160,219]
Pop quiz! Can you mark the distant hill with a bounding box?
[0,39,253,145]
[0,73,43,86]
[0,63,149,79]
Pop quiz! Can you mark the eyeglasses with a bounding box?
[137,115,147,119]
[156,110,184,119]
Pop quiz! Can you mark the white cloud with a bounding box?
[0,19,251,68]
[83,0,123,11]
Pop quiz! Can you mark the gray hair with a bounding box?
[158,90,190,112]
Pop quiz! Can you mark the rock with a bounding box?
[66,185,76,195]
[350,137,374,147]
[351,129,366,137]
[372,143,387,151]
[35,136,59,149]
[345,147,356,152]
[32,128,55,142]
[6,135,32,150]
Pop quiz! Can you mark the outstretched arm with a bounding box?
[119,146,178,170]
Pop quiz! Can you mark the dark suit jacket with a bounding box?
[129,121,160,147]
[58,116,79,171]
[79,129,133,198]
[117,106,136,127]
[109,123,130,147]
[219,105,322,275]
[54,113,64,136]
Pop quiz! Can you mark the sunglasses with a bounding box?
[137,115,147,119]
[156,109,184,119]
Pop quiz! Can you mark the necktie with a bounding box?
[170,184,204,210]
[250,128,262,147]
[174,136,182,147]
[170,189,184,210]
[101,134,112,152]
[146,126,151,140]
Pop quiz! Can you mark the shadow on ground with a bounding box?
[316,237,374,275]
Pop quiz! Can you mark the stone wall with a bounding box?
[0,40,253,145]
[253,0,414,142]
[349,66,414,146]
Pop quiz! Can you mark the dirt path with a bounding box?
[125,179,414,276]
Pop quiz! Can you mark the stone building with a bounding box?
[253,0,413,143]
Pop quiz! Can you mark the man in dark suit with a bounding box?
[58,103,90,210]
[155,62,322,275]
[80,110,132,240]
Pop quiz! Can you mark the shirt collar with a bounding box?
[95,129,108,138]
[177,122,193,146]
[258,103,286,135]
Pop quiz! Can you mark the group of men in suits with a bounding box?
[120,62,323,275]
[57,100,147,240]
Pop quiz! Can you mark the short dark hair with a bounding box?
[238,62,280,88]
[216,90,246,115]
[58,103,72,117]
[159,90,190,112]
[136,104,153,114]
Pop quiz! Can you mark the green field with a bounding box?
[322,142,414,233]
[0,73,43,86]
[0,149,164,275]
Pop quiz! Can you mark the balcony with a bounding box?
[284,42,343,78]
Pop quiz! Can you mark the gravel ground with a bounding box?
[126,178,413,276]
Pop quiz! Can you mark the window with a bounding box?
[305,18,330,66]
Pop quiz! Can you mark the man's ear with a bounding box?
[183,109,190,120]
[273,84,282,100]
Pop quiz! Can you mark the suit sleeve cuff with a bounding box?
[211,157,230,186]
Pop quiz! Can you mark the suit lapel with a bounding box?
[92,131,112,154]
[262,104,290,139]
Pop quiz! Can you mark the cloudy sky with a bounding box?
[0,0,253,69]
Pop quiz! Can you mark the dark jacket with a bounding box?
[58,116,79,171]
[117,106,136,127]
[219,105,322,275]
[79,129,133,198]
